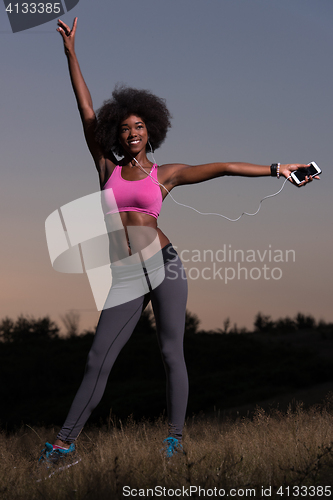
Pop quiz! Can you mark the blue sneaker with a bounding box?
[38,442,80,477]
[161,437,183,458]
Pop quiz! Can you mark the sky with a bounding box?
[1,0,332,334]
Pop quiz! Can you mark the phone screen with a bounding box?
[293,164,320,183]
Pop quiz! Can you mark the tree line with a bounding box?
[1,309,332,342]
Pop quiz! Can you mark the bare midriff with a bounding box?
[104,211,170,263]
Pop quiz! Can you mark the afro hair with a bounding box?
[95,85,172,157]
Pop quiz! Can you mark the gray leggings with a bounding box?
[57,245,188,443]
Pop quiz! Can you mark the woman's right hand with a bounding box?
[57,17,77,55]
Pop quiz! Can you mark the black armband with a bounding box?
[270,163,278,176]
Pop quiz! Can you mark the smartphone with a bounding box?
[290,161,322,185]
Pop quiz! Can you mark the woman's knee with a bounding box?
[159,341,185,367]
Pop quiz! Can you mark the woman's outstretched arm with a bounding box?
[161,161,319,189]
[57,18,112,171]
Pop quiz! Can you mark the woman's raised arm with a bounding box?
[57,18,110,170]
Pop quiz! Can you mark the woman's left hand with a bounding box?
[280,164,320,186]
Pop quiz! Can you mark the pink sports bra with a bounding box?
[101,164,163,219]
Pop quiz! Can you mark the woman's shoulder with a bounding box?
[156,162,188,184]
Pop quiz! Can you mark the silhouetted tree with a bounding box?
[275,316,297,333]
[185,310,200,335]
[295,313,316,330]
[60,311,81,337]
[222,317,230,334]
[0,315,59,342]
[254,312,274,333]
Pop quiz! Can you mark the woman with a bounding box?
[39,17,316,467]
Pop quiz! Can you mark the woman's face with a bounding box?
[119,115,149,155]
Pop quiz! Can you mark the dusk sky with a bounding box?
[1,0,332,334]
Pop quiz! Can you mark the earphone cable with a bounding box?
[132,154,292,222]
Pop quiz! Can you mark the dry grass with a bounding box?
[1,403,333,499]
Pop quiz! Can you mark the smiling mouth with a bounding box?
[128,140,140,145]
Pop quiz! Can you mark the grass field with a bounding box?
[1,401,333,500]
[1,314,333,498]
